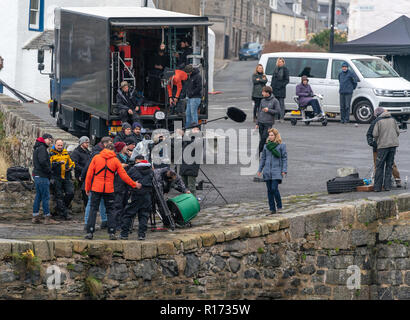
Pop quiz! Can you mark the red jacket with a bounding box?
[167,69,188,99]
[85,149,136,193]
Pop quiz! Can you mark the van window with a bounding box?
[265,57,328,78]
[331,60,348,79]
[352,59,399,78]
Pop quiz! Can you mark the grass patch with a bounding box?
[85,276,103,299]
[3,249,41,279]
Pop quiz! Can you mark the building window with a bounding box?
[264,9,266,27]
[270,0,278,10]
[29,0,44,31]
[251,5,254,24]
[256,7,259,25]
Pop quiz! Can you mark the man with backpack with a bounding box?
[367,108,402,188]
[84,142,141,240]
[371,107,400,192]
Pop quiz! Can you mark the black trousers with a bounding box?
[374,147,396,191]
[120,109,140,125]
[86,192,115,234]
[51,178,74,217]
[258,122,272,155]
[121,192,152,238]
[114,190,129,229]
[252,97,262,120]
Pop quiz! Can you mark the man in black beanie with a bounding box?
[32,133,59,225]
[114,122,133,144]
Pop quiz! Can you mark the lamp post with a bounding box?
[329,0,336,52]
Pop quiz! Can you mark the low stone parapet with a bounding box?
[0,194,408,300]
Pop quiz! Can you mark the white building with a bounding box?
[348,0,409,41]
[0,0,157,101]
[0,0,216,101]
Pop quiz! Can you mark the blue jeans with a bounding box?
[186,98,201,127]
[265,179,282,212]
[340,93,352,123]
[84,192,107,224]
[33,176,50,217]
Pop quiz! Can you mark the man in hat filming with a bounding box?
[116,81,142,125]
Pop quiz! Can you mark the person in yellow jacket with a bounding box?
[49,139,75,220]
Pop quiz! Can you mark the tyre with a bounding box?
[353,100,374,124]
[322,119,328,126]
[290,119,297,126]
[304,121,310,126]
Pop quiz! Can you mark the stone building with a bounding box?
[284,0,320,34]
[270,0,306,42]
[154,0,200,15]
[0,0,155,102]
[204,0,272,59]
[318,0,349,32]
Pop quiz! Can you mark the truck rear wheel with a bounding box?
[353,100,374,124]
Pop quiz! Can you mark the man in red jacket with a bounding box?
[85,142,141,240]
[167,66,191,114]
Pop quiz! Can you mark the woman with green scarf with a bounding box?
[257,128,288,215]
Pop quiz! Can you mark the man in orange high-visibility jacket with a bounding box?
[85,142,141,240]
[167,65,192,114]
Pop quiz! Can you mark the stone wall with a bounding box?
[0,95,83,217]
[0,181,83,220]
[0,194,409,300]
[0,94,77,169]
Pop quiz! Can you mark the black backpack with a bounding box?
[7,166,31,181]
[7,166,34,191]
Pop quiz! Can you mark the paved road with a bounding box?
[21,60,410,208]
[200,60,410,205]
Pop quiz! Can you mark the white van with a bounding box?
[258,52,410,123]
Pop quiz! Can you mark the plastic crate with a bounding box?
[140,106,160,116]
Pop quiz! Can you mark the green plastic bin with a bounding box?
[167,193,200,225]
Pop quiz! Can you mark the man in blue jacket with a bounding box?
[338,62,358,124]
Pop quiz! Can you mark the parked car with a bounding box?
[239,42,263,61]
[258,52,410,123]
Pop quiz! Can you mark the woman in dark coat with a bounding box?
[257,128,287,215]
[251,64,268,123]
[270,58,289,122]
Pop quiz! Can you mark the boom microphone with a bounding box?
[227,106,247,123]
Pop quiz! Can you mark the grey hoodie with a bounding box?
[257,94,280,124]
[372,112,399,149]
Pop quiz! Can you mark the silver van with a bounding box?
[259,52,410,123]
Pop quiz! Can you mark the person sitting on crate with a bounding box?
[116,81,142,125]
[120,155,154,241]
[295,76,325,120]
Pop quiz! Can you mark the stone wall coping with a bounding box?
[0,193,409,261]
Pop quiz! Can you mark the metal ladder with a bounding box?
[110,52,136,106]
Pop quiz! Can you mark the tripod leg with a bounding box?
[199,168,228,204]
